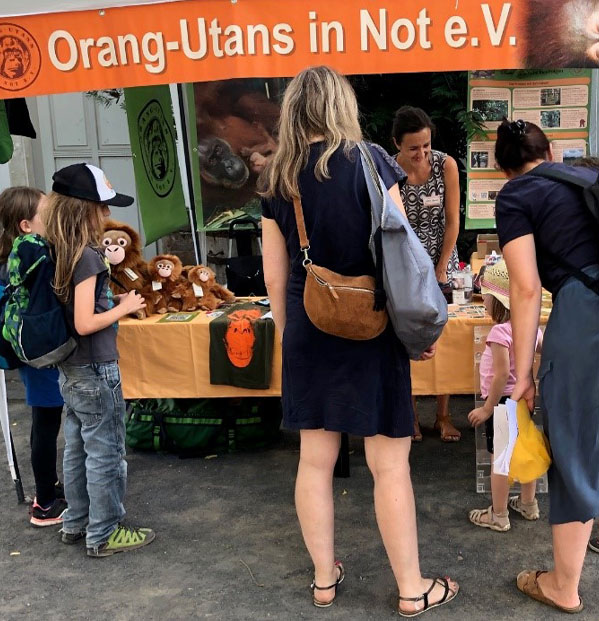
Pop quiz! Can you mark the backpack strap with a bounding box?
[527,167,599,223]
[527,167,599,296]
[527,167,590,188]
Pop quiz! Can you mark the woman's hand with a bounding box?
[435,263,448,284]
[468,405,493,427]
[419,343,437,361]
[113,293,128,304]
[510,374,536,412]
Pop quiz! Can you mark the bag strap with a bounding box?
[527,166,592,189]
[292,197,311,264]
[357,142,384,200]
[527,167,599,296]
[527,167,599,224]
[357,141,387,309]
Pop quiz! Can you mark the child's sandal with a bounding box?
[310,561,345,608]
[398,576,459,617]
[468,506,510,532]
[509,495,540,520]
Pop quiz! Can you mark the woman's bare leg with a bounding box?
[295,429,341,603]
[364,434,458,613]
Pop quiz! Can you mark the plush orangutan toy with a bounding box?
[102,219,154,319]
[195,265,235,305]
[147,254,186,313]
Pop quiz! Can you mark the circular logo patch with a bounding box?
[138,100,176,198]
[0,24,41,91]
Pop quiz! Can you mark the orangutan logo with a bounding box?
[0,24,41,91]
[224,309,262,368]
[138,99,176,197]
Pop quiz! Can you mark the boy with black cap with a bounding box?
[44,163,155,557]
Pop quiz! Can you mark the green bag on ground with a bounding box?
[125,398,282,457]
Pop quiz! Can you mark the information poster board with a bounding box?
[466,69,592,229]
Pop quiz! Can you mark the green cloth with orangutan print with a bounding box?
[209,302,275,389]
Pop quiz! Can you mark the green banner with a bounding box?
[124,85,189,244]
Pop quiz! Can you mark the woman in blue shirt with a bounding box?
[494,120,599,614]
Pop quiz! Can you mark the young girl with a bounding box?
[43,163,154,557]
[0,186,66,527]
[468,260,543,532]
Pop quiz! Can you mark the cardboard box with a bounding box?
[476,234,500,258]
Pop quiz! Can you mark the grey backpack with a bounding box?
[358,143,448,359]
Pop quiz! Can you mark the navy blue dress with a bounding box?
[262,142,414,438]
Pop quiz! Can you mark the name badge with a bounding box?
[152,281,163,291]
[192,283,204,298]
[123,267,139,281]
[422,195,442,208]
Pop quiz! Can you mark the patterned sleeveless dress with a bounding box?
[399,150,459,281]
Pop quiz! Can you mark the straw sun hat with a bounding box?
[480,259,510,310]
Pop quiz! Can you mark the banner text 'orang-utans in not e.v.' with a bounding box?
[1,1,598,98]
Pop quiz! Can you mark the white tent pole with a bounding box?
[0,370,25,502]
[170,83,202,265]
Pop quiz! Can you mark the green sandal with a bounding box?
[399,576,459,617]
[310,561,345,608]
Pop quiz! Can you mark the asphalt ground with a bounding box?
[1,373,598,620]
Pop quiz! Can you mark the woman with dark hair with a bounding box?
[494,119,599,613]
[392,106,461,442]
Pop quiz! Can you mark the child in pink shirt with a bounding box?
[468,260,543,532]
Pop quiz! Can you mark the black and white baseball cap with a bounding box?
[52,163,134,207]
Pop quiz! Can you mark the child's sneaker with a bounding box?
[588,537,599,553]
[87,524,155,557]
[508,495,540,520]
[29,498,68,527]
[60,529,86,544]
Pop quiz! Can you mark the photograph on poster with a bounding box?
[540,110,561,128]
[193,78,286,230]
[563,147,586,165]
[472,99,509,122]
[540,88,561,106]
[470,151,489,169]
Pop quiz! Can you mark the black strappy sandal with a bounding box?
[398,576,459,617]
[310,561,345,608]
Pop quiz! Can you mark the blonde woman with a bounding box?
[260,66,459,616]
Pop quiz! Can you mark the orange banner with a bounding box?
[0,0,536,98]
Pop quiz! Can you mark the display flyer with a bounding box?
[466,69,592,229]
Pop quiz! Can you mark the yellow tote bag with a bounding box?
[508,398,552,485]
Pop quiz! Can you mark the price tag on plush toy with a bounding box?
[123,267,139,281]
[152,281,163,291]
[192,283,204,298]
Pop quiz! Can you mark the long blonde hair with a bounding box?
[259,66,362,201]
[0,187,43,263]
[43,192,104,303]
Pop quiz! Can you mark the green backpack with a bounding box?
[126,398,282,457]
[2,234,76,367]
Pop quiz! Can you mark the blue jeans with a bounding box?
[59,362,127,547]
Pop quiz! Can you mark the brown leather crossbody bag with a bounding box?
[292,196,388,340]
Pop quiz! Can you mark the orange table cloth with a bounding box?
[118,312,282,399]
[117,307,520,399]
